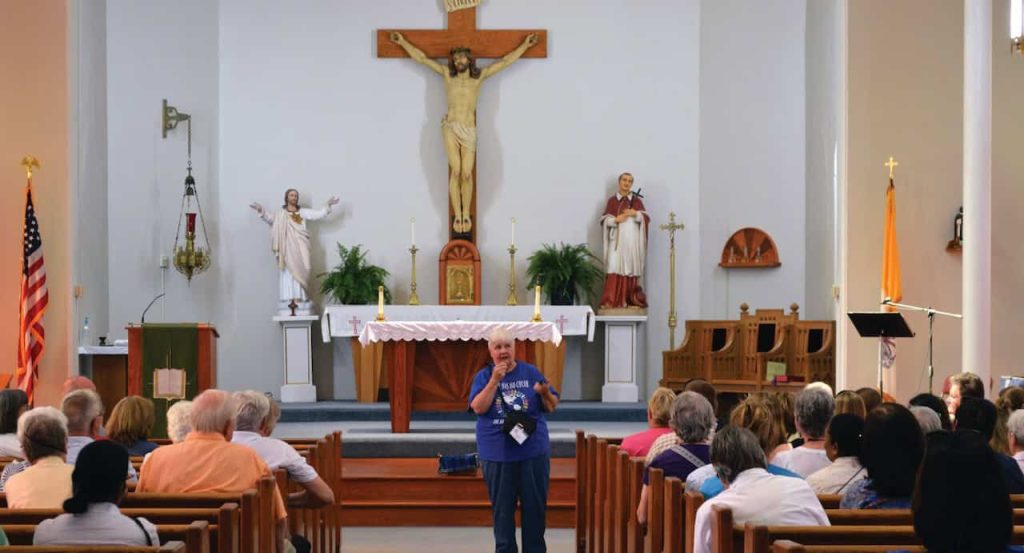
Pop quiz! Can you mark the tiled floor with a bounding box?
[341,527,574,552]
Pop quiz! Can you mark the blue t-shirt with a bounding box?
[699,463,801,499]
[469,362,558,463]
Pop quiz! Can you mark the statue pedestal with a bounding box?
[274,315,319,403]
[597,314,646,403]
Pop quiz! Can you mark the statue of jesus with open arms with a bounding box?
[390,31,539,234]
[250,189,339,315]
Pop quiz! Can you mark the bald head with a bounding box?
[61,376,96,397]
[190,390,237,437]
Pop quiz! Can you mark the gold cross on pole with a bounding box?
[20,156,40,180]
[660,212,686,350]
[884,156,899,179]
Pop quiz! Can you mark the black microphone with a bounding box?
[141,293,166,324]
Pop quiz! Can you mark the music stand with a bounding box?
[848,312,915,399]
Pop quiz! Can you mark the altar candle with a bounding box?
[410,217,416,246]
[534,285,541,313]
[377,286,385,319]
[511,217,516,246]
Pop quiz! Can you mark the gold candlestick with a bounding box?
[506,244,518,305]
[531,285,543,322]
[408,245,421,305]
[376,285,386,321]
[659,212,686,349]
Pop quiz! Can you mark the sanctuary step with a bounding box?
[279,400,646,423]
[341,458,576,527]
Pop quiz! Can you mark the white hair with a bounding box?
[61,389,103,434]
[910,405,942,435]
[190,390,237,434]
[233,391,271,432]
[166,400,193,443]
[1008,409,1024,447]
[804,381,834,397]
[487,327,514,345]
[17,407,68,461]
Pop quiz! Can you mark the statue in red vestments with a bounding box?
[599,173,648,311]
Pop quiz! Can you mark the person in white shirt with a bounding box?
[806,414,867,494]
[0,389,28,458]
[693,426,829,553]
[231,391,335,508]
[773,387,834,477]
[1007,409,1024,475]
[34,440,158,546]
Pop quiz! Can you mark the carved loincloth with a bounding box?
[442,116,477,152]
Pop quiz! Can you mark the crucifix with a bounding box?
[377,6,547,243]
[660,212,686,350]
[885,156,899,180]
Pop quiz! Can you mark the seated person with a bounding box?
[6,407,73,508]
[232,391,335,507]
[636,392,713,525]
[855,387,882,414]
[910,405,942,435]
[954,396,1024,494]
[0,389,29,458]
[691,394,800,498]
[138,389,290,553]
[1008,409,1024,475]
[645,379,718,464]
[692,426,829,553]
[806,414,866,494]
[946,371,985,421]
[773,388,834,477]
[620,387,675,457]
[840,403,924,509]
[913,430,1013,553]
[909,392,952,430]
[34,440,159,546]
[165,400,193,444]
[106,396,159,456]
[61,376,96,396]
[833,390,866,419]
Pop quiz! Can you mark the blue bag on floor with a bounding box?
[438,452,479,474]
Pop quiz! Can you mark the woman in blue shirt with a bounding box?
[470,329,559,553]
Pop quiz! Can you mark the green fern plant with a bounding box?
[318,244,392,304]
[525,243,604,306]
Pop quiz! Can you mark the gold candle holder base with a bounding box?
[409,245,421,305]
[506,245,518,306]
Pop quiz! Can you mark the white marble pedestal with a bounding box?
[596,314,647,402]
[274,315,319,403]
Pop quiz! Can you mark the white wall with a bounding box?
[698,0,808,318]
[106,1,220,355]
[71,0,110,348]
[103,0,704,398]
[845,0,964,400]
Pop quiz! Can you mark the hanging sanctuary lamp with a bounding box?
[163,99,212,282]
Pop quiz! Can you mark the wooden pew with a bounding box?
[771,542,925,553]
[625,459,644,553]
[662,477,684,553]
[3,521,209,553]
[0,545,185,552]
[643,468,664,553]
[575,430,586,553]
[584,434,598,553]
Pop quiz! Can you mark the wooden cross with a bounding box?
[555,314,569,335]
[348,316,362,335]
[885,156,899,179]
[377,7,547,243]
[377,8,547,60]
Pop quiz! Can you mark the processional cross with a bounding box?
[377,5,547,243]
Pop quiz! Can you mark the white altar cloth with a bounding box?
[322,305,595,343]
[358,321,562,347]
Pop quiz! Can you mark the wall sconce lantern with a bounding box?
[162,99,212,283]
[1012,0,1024,53]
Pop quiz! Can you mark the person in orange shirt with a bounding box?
[137,390,290,552]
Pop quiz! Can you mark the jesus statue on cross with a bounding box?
[389,31,539,235]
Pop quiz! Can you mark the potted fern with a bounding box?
[318,244,392,304]
[525,243,604,306]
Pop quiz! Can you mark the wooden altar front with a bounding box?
[359,321,563,433]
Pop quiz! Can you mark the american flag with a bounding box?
[16,183,48,402]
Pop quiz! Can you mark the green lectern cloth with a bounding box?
[140,324,199,439]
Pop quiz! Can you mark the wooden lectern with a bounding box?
[126,324,218,397]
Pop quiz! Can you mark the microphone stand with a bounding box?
[881,299,963,394]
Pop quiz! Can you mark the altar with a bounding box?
[322,305,595,431]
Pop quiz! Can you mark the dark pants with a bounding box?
[481,456,550,553]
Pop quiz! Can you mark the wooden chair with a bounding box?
[783,321,835,387]
[662,320,736,389]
